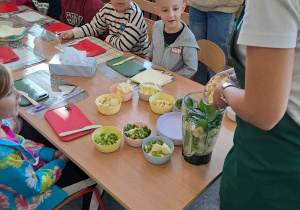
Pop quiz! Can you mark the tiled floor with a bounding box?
[60,177,221,210]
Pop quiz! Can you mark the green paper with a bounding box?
[106,57,146,77]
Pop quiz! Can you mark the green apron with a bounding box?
[220,8,300,210]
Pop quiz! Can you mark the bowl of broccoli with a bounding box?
[123,122,152,147]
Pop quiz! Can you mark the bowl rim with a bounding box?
[95,94,122,107]
[137,82,161,96]
[142,136,174,159]
[110,82,134,96]
[123,122,152,141]
[92,126,123,147]
[149,93,175,105]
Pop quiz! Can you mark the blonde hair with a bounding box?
[0,64,12,99]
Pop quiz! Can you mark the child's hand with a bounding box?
[53,150,63,160]
[145,57,150,61]
[59,31,74,43]
[59,154,70,163]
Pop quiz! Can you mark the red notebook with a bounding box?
[44,22,73,34]
[0,46,19,64]
[0,2,19,13]
[45,104,95,141]
[70,40,106,57]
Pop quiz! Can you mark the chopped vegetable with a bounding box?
[65,105,72,110]
[138,84,160,95]
[94,132,118,145]
[124,124,151,139]
[144,140,172,157]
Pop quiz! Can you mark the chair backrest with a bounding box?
[197,39,226,74]
[134,0,189,42]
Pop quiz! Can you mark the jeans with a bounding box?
[189,7,235,85]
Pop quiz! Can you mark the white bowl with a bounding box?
[226,106,236,121]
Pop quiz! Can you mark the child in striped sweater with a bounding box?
[59,0,149,57]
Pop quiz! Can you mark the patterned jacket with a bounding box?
[0,120,67,210]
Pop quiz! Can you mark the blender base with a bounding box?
[183,152,212,165]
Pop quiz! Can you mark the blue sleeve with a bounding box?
[35,147,55,162]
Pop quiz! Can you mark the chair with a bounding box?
[196,39,226,75]
[134,0,189,42]
[53,186,105,210]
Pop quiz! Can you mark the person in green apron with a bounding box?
[211,1,300,209]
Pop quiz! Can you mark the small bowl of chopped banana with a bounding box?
[110,82,134,102]
[138,82,161,101]
[95,94,122,115]
[203,72,230,105]
[149,93,175,114]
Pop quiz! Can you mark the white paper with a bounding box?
[16,11,47,22]
[61,47,87,64]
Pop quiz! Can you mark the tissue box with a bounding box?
[49,54,97,77]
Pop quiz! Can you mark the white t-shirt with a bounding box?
[234,0,300,125]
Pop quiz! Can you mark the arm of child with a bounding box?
[177,47,198,78]
[72,8,108,39]
[145,41,153,61]
[104,22,146,54]
[1,154,66,197]
[15,134,56,163]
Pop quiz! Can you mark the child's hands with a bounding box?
[145,57,150,61]
[53,150,63,160]
[59,31,74,43]
[59,154,70,163]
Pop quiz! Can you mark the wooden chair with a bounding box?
[53,186,105,210]
[134,0,189,42]
[197,39,226,75]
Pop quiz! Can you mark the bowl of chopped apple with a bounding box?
[95,94,122,115]
[142,136,174,164]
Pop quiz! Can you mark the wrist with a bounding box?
[220,82,236,105]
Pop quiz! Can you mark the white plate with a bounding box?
[157,112,182,145]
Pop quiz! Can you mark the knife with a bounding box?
[59,125,102,137]
[112,56,135,66]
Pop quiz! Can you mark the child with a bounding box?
[61,0,108,40]
[32,0,61,20]
[0,64,102,209]
[10,0,33,8]
[59,0,150,58]
[146,0,199,78]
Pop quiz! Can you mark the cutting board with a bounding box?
[45,104,94,141]
[106,57,146,77]
[44,22,73,34]
[14,78,49,106]
[0,46,19,64]
[70,40,106,57]
[0,2,19,13]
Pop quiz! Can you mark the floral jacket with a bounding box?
[0,120,67,210]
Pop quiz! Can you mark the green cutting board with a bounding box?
[14,78,49,106]
[106,57,146,77]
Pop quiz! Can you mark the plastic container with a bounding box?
[138,82,161,101]
[182,92,225,165]
[149,93,175,114]
[95,94,121,115]
[92,126,123,153]
[110,83,134,102]
[123,122,152,147]
[142,136,174,165]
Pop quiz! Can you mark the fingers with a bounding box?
[59,31,74,43]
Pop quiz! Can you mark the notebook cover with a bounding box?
[106,57,146,77]
[14,78,49,107]
[0,46,19,64]
[44,22,73,34]
[70,40,106,57]
[0,2,19,13]
[44,104,94,141]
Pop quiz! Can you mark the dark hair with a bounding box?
[0,64,12,99]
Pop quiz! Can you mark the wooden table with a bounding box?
[9,12,236,210]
